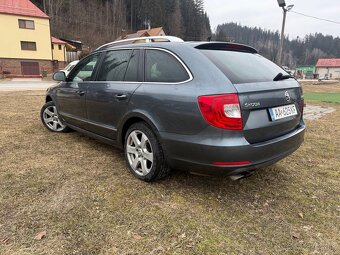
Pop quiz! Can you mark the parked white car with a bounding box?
[61,60,79,76]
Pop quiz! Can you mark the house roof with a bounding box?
[138,27,164,36]
[316,58,340,68]
[116,31,148,41]
[0,0,48,19]
[116,27,164,41]
[52,37,66,45]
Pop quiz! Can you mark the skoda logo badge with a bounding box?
[285,91,291,102]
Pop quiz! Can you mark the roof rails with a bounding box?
[96,36,184,51]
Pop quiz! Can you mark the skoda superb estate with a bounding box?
[41,37,305,181]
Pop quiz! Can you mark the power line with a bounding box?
[291,11,340,25]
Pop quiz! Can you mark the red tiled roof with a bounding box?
[52,37,66,45]
[138,27,164,36]
[116,27,164,41]
[0,0,48,18]
[316,58,340,67]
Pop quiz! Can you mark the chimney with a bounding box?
[121,29,127,39]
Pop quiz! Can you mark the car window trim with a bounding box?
[96,49,134,82]
[123,49,139,82]
[143,47,193,85]
[87,47,193,85]
[66,53,101,82]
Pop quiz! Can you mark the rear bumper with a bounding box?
[160,122,305,175]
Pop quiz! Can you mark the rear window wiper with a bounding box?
[273,72,293,81]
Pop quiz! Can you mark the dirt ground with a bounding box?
[0,88,339,254]
[300,80,340,93]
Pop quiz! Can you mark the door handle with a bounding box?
[77,90,85,96]
[115,94,127,100]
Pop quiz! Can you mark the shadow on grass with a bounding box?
[66,129,290,202]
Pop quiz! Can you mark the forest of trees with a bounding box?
[214,22,340,68]
[31,1,339,67]
[31,0,211,49]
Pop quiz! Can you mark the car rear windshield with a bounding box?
[200,50,288,84]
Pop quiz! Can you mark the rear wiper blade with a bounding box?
[273,72,293,81]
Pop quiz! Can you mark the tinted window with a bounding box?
[69,54,99,82]
[145,50,189,83]
[200,50,288,84]
[124,50,139,82]
[97,50,132,81]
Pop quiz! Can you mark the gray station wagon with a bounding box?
[41,36,305,181]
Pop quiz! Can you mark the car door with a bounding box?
[56,53,100,129]
[85,49,141,139]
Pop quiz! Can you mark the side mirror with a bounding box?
[53,71,66,82]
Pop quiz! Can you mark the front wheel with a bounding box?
[124,122,170,182]
[40,101,70,132]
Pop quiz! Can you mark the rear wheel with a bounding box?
[124,122,170,181]
[40,101,70,132]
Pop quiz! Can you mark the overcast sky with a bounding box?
[204,0,340,39]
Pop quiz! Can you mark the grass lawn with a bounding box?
[304,92,340,104]
[0,89,339,254]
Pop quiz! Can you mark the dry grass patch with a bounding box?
[300,81,340,93]
[0,91,339,254]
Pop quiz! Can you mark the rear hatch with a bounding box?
[198,43,303,144]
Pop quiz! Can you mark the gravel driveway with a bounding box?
[0,78,56,91]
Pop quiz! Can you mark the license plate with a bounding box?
[269,104,297,121]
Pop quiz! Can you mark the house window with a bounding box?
[18,19,35,29]
[21,41,37,51]
[58,45,62,50]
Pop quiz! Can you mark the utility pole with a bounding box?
[278,8,287,66]
[276,0,294,66]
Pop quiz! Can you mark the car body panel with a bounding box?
[45,41,305,176]
[86,82,141,139]
[56,81,89,129]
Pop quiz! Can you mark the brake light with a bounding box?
[198,94,243,130]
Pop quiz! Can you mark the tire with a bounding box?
[124,122,170,182]
[40,101,71,132]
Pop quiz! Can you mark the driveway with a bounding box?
[0,78,56,91]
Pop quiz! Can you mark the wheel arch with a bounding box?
[45,95,53,103]
[118,112,161,148]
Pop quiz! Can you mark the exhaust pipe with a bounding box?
[229,171,254,181]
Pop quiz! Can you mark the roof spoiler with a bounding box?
[96,36,184,51]
[195,42,258,53]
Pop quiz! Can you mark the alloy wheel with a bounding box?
[126,130,154,176]
[43,106,66,132]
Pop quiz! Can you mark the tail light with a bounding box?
[198,94,243,130]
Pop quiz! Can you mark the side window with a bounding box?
[145,49,190,83]
[124,50,139,82]
[97,50,132,81]
[69,54,99,82]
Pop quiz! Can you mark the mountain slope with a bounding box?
[215,22,340,67]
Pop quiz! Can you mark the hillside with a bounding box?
[31,0,211,49]
[214,22,340,67]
